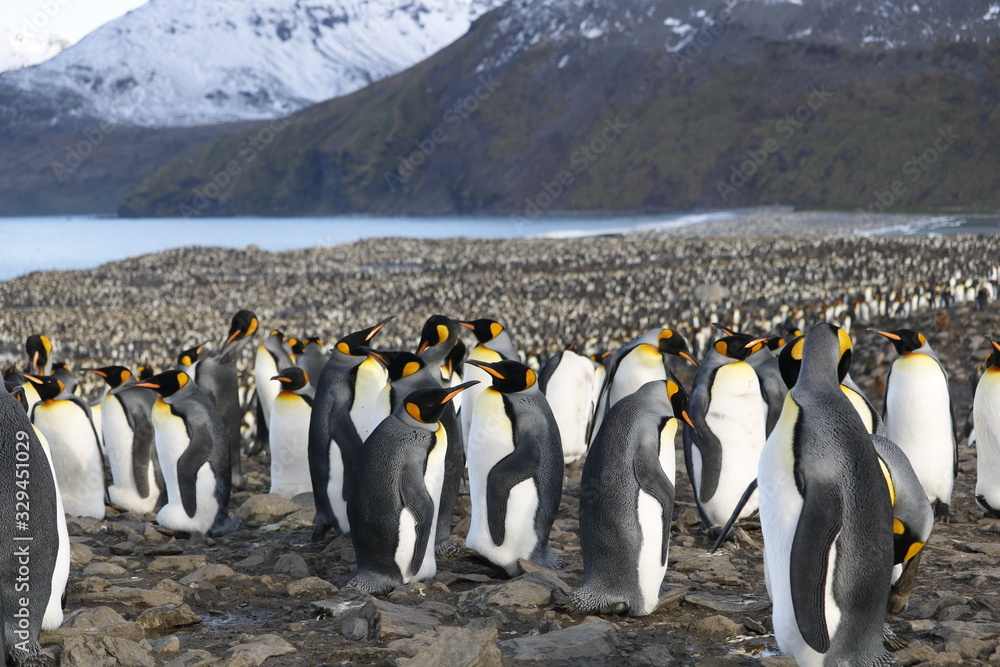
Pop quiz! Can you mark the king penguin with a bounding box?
[268,367,315,499]
[684,333,769,530]
[715,324,787,435]
[417,314,461,374]
[873,328,957,516]
[136,370,239,536]
[591,328,697,443]
[308,317,393,541]
[0,380,70,666]
[458,318,519,445]
[348,382,476,595]
[176,344,206,374]
[250,330,295,456]
[21,334,53,412]
[465,359,564,576]
[299,338,328,390]
[539,344,596,464]
[191,309,259,489]
[88,366,164,514]
[26,374,106,520]
[759,323,894,665]
[974,336,1000,517]
[567,379,694,616]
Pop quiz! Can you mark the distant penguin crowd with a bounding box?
[2,280,1000,664]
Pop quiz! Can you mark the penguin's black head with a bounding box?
[443,339,466,380]
[23,374,64,401]
[138,363,155,381]
[590,350,613,367]
[713,334,760,362]
[272,367,309,392]
[86,365,133,389]
[468,359,537,394]
[136,370,191,397]
[224,309,259,346]
[658,329,698,367]
[366,350,426,382]
[304,337,323,349]
[5,382,27,413]
[402,381,478,425]
[417,315,457,355]
[777,335,806,389]
[177,344,206,367]
[25,334,52,373]
[665,380,696,431]
[458,318,505,344]
[289,338,305,356]
[4,364,21,382]
[986,336,1000,370]
[871,328,926,356]
[334,316,395,357]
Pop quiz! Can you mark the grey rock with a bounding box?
[70,542,95,566]
[137,604,203,630]
[61,635,155,667]
[689,614,745,639]
[628,646,675,666]
[290,492,315,508]
[500,620,619,662]
[147,555,208,573]
[944,637,991,660]
[150,635,182,655]
[234,494,299,523]
[278,508,316,530]
[684,592,770,613]
[286,577,338,598]
[217,634,297,667]
[482,577,554,608]
[273,553,310,579]
[66,516,105,535]
[161,649,221,667]
[79,585,184,609]
[390,626,502,667]
[110,541,136,556]
[40,606,146,645]
[895,641,939,666]
[179,564,237,585]
[234,543,282,569]
[83,562,128,577]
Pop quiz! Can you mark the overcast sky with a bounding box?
[1,0,148,71]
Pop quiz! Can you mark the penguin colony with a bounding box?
[0,231,999,664]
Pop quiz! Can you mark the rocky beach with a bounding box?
[4,211,1000,666]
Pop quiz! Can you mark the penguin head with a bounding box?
[177,343,207,368]
[467,359,537,394]
[137,363,155,381]
[136,370,193,399]
[658,329,698,367]
[304,337,323,350]
[23,374,65,401]
[798,323,853,389]
[272,367,309,392]
[443,339,467,381]
[263,330,285,349]
[665,380,697,431]
[365,350,426,383]
[4,381,27,413]
[333,316,395,358]
[417,315,458,355]
[86,366,134,389]
[871,328,926,356]
[985,336,1000,370]
[777,335,806,389]
[25,334,52,374]
[224,309,260,346]
[3,364,20,382]
[458,318,505,344]
[713,334,762,362]
[289,338,305,356]
[401,381,478,426]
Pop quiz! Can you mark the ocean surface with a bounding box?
[0,211,997,282]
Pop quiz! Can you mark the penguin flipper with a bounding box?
[790,482,843,654]
[634,447,675,565]
[486,450,538,547]
[176,441,210,520]
[400,468,435,577]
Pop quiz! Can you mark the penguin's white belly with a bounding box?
[352,357,388,441]
[461,348,503,445]
[609,347,664,408]
[885,357,954,504]
[974,372,1000,507]
[34,402,105,520]
[395,508,419,584]
[269,395,313,499]
[467,478,539,576]
[545,356,596,463]
[419,428,448,574]
[635,489,667,616]
[327,435,350,534]
[152,406,217,534]
[700,363,767,526]
[253,351,281,428]
[34,428,70,631]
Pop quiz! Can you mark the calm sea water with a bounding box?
[0,211,997,282]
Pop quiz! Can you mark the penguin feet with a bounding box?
[881,623,909,652]
[231,473,247,490]
[528,546,566,571]
[434,539,462,558]
[975,495,1000,520]
[7,641,47,667]
[562,587,631,616]
[934,500,951,522]
[347,572,398,597]
[207,514,241,537]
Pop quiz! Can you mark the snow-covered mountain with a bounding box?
[0,0,503,127]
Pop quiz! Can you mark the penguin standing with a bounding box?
[591,328,697,442]
[873,328,957,516]
[567,380,693,616]
[298,338,328,390]
[191,309,259,488]
[268,367,315,499]
[715,325,787,435]
[21,334,53,411]
[465,359,564,576]
[974,336,1000,516]
[458,318,519,445]
[136,371,238,536]
[250,330,295,456]
[308,317,392,540]
[176,344,206,373]
[539,345,596,464]
[684,334,769,529]
[88,366,164,514]
[26,375,105,520]
[417,314,461,373]
[0,381,70,665]
[348,382,475,595]
[758,323,893,665]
